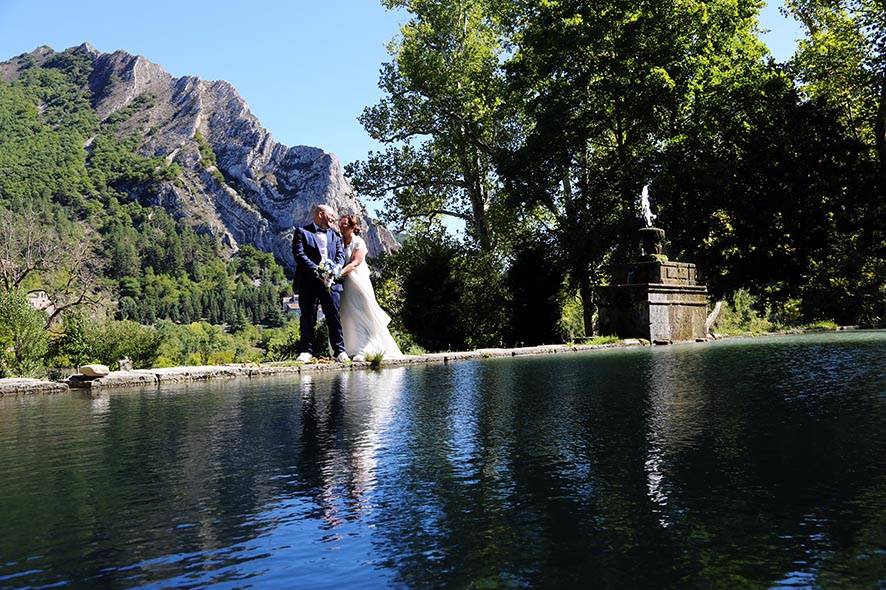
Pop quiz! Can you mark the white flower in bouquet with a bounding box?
[316,259,341,291]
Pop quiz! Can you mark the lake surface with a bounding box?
[0,332,884,589]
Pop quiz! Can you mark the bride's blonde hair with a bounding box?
[341,214,362,235]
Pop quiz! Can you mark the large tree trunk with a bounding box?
[458,140,492,251]
[579,275,595,337]
[875,76,885,197]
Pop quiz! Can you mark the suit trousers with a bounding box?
[297,280,346,356]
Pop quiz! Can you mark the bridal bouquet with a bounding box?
[315,259,341,291]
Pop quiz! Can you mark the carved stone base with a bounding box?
[598,283,708,343]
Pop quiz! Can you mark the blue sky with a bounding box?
[0,1,802,176]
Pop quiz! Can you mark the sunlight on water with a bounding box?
[0,331,883,588]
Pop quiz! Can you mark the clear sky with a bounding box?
[0,1,802,184]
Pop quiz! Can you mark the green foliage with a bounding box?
[104,92,156,126]
[365,352,385,369]
[155,320,261,366]
[88,132,178,194]
[502,0,769,327]
[801,319,840,331]
[374,233,512,352]
[49,314,164,369]
[558,292,586,342]
[507,237,564,345]
[582,335,620,346]
[194,131,224,183]
[0,290,49,377]
[655,70,881,325]
[347,0,513,250]
[388,234,466,351]
[784,0,884,165]
[260,319,301,361]
[90,319,164,369]
[713,289,773,336]
[50,310,93,367]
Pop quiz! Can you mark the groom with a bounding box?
[292,204,348,363]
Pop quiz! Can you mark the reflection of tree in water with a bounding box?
[0,337,882,588]
[363,346,885,589]
[362,357,680,588]
[636,344,886,588]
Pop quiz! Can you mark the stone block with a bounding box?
[79,364,110,378]
[597,280,708,343]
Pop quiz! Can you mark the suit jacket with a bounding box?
[292,223,346,293]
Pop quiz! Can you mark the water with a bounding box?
[0,332,883,589]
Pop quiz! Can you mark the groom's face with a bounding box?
[314,207,335,228]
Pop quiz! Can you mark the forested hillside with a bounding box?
[0,49,290,327]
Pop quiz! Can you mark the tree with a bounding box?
[0,207,103,328]
[0,290,49,377]
[507,236,564,345]
[784,0,886,188]
[347,0,513,250]
[501,0,769,330]
[397,234,467,351]
[654,69,881,323]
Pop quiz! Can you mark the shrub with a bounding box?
[0,290,49,377]
[714,289,773,335]
[558,292,586,342]
[507,237,563,346]
[261,319,300,361]
[89,319,163,369]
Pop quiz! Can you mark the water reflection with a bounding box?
[0,332,883,589]
[644,351,709,528]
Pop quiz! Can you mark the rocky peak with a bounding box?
[1,43,397,269]
[73,42,99,58]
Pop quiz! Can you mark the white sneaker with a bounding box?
[352,354,367,362]
[296,352,313,363]
[335,352,350,363]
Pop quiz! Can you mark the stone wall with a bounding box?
[598,260,709,343]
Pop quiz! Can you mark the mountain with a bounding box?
[0,42,397,269]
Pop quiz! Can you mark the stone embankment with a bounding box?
[0,340,648,396]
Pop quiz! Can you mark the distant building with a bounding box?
[281,294,324,320]
[282,295,300,316]
[26,291,55,316]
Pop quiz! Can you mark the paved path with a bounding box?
[0,340,650,396]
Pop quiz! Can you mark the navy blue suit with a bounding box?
[292,223,346,356]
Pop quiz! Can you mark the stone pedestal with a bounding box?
[597,229,709,343]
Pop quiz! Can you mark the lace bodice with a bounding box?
[344,235,367,265]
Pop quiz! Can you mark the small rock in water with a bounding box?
[79,364,110,378]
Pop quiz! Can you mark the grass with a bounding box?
[799,320,840,331]
[569,335,620,347]
[365,352,385,369]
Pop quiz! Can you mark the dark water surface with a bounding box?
[1,332,884,589]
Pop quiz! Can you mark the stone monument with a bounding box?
[597,226,709,344]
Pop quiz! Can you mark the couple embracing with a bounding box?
[292,204,402,363]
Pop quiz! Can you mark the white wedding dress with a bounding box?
[340,235,403,358]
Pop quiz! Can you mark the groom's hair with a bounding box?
[311,203,335,219]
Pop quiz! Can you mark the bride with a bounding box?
[337,214,403,361]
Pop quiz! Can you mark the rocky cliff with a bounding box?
[0,43,397,269]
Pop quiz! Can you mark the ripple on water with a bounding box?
[0,331,883,588]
